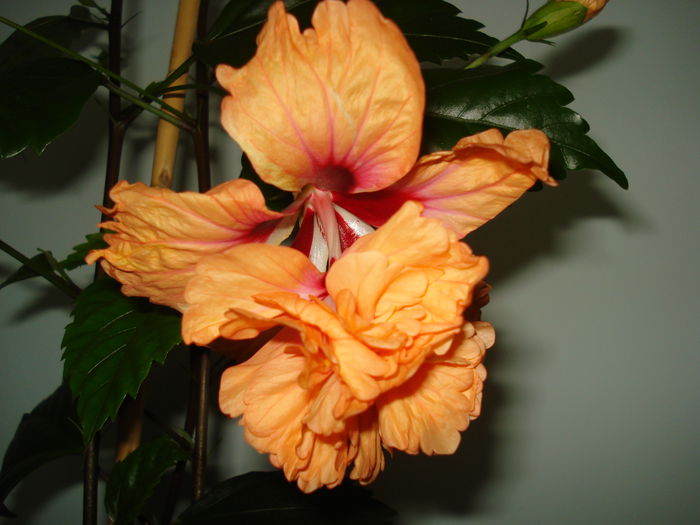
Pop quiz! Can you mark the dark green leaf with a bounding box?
[195,0,315,68]
[61,231,107,270]
[0,14,94,72]
[176,471,395,525]
[0,232,105,291]
[0,252,56,291]
[375,0,522,64]
[0,385,83,515]
[0,57,101,159]
[195,0,519,69]
[422,60,628,188]
[105,437,189,525]
[62,279,182,442]
[240,155,294,212]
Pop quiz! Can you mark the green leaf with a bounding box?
[195,0,520,69]
[105,437,190,525]
[194,0,316,68]
[374,0,522,64]
[240,155,294,212]
[0,232,105,292]
[61,231,107,270]
[422,60,628,188]
[0,14,95,72]
[176,471,395,525]
[0,252,56,291]
[62,279,182,442]
[0,385,83,515]
[0,57,101,159]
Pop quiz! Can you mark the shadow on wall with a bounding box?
[372,169,638,520]
[469,171,639,288]
[543,27,626,79]
[0,100,107,195]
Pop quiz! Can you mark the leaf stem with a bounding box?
[0,239,80,298]
[465,30,526,69]
[103,81,192,130]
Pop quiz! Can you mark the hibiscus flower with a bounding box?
[186,201,493,491]
[87,0,556,492]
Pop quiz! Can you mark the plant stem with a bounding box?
[159,369,197,525]
[192,347,210,501]
[0,15,192,123]
[192,0,211,503]
[103,0,124,213]
[465,30,526,69]
[0,239,80,298]
[83,434,100,525]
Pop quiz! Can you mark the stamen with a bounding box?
[310,190,342,266]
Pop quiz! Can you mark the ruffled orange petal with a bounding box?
[216,0,424,193]
[348,409,384,485]
[296,201,487,405]
[333,201,489,325]
[221,329,375,493]
[85,179,289,310]
[182,244,325,346]
[334,129,555,237]
[377,321,494,455]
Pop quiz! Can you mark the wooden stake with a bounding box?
[113,0,201,474]
[150,0,201,188]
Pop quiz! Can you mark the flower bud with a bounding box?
[522,0,605,41]
[555,0,608,21]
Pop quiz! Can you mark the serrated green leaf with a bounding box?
[62,279,182,442]
[422,60,628,188]
[0,57,101,159]
[176,471,395,525]
[0,14,94,72]
[195,0,520,69]
[0,385,83,515]
[374,0,522,64]
[105,437,189,525]
[240,155,294,212]
[61,231,107,270]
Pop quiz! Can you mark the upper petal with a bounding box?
[86,179,289,310]
[217,0,424,193]
[334,129,556,237]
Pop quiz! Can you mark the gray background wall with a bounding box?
[1,1,698,523]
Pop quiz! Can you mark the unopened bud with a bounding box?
[554,0,608,22]
[522,1,602,41]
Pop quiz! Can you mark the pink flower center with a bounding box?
[313,165,355,193]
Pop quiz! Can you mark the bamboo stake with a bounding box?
[150,0,202,188]
[113,0,201,474]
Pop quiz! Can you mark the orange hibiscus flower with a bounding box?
[87,0,557,492]
[186,202,493,491]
